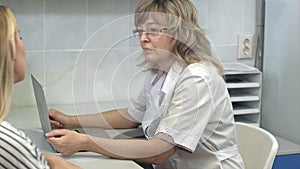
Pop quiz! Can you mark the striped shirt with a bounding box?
[0,121,49,169]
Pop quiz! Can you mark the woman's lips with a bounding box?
[142,48,153,52]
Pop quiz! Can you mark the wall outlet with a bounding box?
[237,34,253,59]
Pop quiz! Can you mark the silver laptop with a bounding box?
[31,75,52,136]
[28,74,112,153]
[20,74,57,152]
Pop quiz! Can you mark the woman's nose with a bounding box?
[140,33,150,43]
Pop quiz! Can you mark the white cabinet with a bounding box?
[224,63,262,126]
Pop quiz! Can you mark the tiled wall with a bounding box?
[0,0,256,108]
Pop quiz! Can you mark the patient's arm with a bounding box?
[46,131,176,165]
[49,108,139,129]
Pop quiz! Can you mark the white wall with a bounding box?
[0,0,257,108]
[262,0,300,144]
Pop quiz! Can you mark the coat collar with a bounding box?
[161,61,184,94]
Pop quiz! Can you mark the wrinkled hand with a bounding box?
[48,109,73,129]
[46,129,86,156]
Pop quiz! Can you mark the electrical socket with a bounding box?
[237,34,253,59]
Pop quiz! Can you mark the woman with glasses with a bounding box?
[47,0,245,168]
[0,5,81,169]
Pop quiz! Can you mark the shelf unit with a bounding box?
[224,63,262,126]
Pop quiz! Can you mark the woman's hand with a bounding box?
[43,154,82,169]
[46,129,88,156]
[48,109,75,129]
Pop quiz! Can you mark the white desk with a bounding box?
[6,104,143,169]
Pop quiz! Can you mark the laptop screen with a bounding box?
[31,74,52,134]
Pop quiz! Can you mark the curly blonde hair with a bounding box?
[134,0,224,75]
[0,6,17,122]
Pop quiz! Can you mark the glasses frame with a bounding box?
[132,27,169,39]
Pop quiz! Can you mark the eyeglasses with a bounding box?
[132,27,168,39]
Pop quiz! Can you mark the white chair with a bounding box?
[235,122,278,169]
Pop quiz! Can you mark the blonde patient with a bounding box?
[0,5,81,169]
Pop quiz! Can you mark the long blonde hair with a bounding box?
[135,0,224,75]
[0,6,17,122]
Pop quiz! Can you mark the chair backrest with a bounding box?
[235,122,278,169]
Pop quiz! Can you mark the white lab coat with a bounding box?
[128,61,245,169]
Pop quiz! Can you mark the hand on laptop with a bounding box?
[48,109,75,129]
[46,129,88,157]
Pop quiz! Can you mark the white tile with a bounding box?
[129,0,141,12]
[206,0,244,45]
[45,0,87,50]
[6,0,259,109]
[88,0,130,36]
[212,45,238,63]
[1,0,44,50]
[87,0,133,49]
[45,51,81,105]
[191,0,207,27]
[43,48,144,106]
[87,48,144,104]
[243,0,256,33]
[86,14,132,49]
[72,51,90,104]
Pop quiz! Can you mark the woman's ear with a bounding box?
[8,38,16,60]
